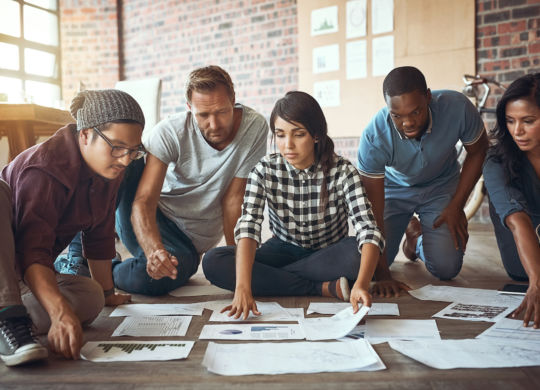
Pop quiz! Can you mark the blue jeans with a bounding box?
[384,181,464,280]
[488,201,540,281]
[202,236,361,296]
[113,158,200,296]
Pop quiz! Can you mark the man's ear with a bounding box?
[79,128,91,145]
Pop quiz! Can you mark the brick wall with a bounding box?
[59,0,121,105]
[120,0,298,118]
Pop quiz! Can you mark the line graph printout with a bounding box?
[202,339,385,375]
[109,303,203,317]
[81,341,195,362]
[112,315,192,337]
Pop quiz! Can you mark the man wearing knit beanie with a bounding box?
[0,89,144,366]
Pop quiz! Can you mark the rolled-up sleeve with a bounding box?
[234,163,266,245]
[343,165,385,254]
[483,156,526,228]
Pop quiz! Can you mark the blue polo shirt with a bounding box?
[357,90,485,189]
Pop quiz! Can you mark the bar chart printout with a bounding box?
[81,341,195,362]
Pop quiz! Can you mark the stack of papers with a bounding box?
[202,339,385,375]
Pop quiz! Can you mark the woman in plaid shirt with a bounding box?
[203,91,385,319]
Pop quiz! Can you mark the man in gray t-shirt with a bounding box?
[113,66,269,296]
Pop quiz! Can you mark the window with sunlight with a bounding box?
[0,0,61,108]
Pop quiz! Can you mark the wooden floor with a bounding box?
[1,224,539,389]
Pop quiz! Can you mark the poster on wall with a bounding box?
[346,40,367,79]
[311,6,338,36]
[313,44,340,74]
[313,80,340,108]
[346,0,367,39]
[372,0,394,35]
[372,35,394,76]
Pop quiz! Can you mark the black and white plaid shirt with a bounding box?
[234,153,385,253]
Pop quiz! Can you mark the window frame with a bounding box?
[0,0,62,103]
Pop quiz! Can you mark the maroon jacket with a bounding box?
[1,124,121,273]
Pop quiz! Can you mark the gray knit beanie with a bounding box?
[70,89,145,130]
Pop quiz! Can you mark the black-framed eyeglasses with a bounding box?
[93,127,146,160]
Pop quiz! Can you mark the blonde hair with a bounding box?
[185,65,235,104]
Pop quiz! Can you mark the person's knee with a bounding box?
[69,277,105,326]
[202,247,233,282]
[427,254,463,280]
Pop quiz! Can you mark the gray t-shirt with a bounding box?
[142,104,268,254]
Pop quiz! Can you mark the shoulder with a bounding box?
[430,89,471,110]
[143,112,190,141]
[363,107,392,139]
[238,104,269,133]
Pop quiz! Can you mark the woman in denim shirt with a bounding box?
[483,73,540,328]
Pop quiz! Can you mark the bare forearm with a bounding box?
[235,238,257,292]
[131,199,165,257]
[24,264,74,321]
[223,202,241,246]
[453,151,486,208]
[356,243,380,289]
[87,259,114,290]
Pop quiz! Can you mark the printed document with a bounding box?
[477,318,540,344]
[365,319,441,344]
[111,315,192,337]
[409,284,522,307]
[110,303,203,317]
[209,301,302,322]
[81,340,195,362]
[202,339,385,375]
[307,302,399,316]
[199,323,305,340]
[433,302,515,323]
[299,306,369,340]
[389,339,540,369]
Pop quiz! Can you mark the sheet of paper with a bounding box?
[313,80,340,108]
[477,318,540,344]
[168,275,231,297]
[81,341,195,362]
[299,306,369,340]
[409,284,523,307]
[111,315,191,337]
[200,324,305,340]
[339,324,367,341]
[109,303,203,317]
[372,35,394,77]
[202,339,385,375]
[311,5,338,36]
[433,302,514,323]
[307,302,398,316]
[372,0,393,35]
[365,319,441,344]
[389,339,540,369]
[346,40,367,80]
[208,301,301,322]
[346,0,367,39]
[313,44,339,74]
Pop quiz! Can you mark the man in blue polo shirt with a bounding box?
[357,66,488,296]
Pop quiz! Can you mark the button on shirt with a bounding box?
[234,153,385,254]
[357,90,485,189]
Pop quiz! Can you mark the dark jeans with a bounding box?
[113,158,199,296]
[489,201,539,282]
[202,236,361,296]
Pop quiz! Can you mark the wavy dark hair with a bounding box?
[269,91,335,211]
[490,73,540,185]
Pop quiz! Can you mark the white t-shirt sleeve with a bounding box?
[142,116,182,165]
[234,113,269,178]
